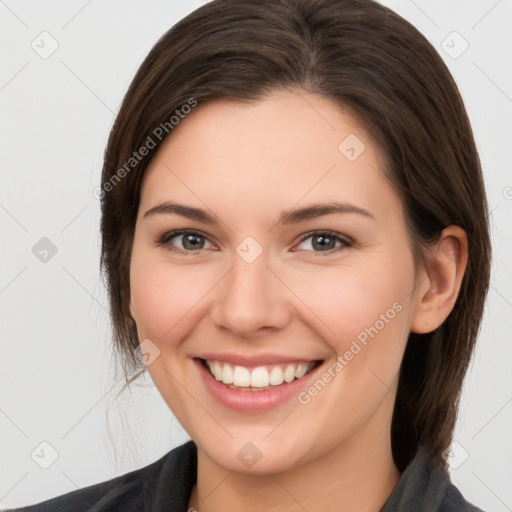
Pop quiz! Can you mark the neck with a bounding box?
[188,422,400,512]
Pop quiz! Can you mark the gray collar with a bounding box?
[380,447,482,511]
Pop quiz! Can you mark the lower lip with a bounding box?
[194,358,323,412]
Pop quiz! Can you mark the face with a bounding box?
[129,90,420,474]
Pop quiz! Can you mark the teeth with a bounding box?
[250,366,270,388]
[205,359,316,388]
[295,363,307,379]
[233,365,251,387]
[213,362,223,381]
[283,364,296,383]
[269,366,284,386]
[222,363,233,384]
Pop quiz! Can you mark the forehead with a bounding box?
[138,90,400,224]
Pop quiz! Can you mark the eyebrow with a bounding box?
[143,200,375,225]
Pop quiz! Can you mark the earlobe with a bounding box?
[410,226,468,334]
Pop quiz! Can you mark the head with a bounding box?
[100,0,491,472]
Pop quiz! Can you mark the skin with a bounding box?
[129,89,468,512]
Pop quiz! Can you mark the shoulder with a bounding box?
[2,440,197,512]
[381,447,485,512]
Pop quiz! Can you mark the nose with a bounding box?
[210,247,292,339]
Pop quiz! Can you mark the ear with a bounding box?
[410,226,468,334]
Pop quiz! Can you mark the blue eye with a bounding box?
[156,230,352,255]
[158,230,214,254]
[295,231,352,254]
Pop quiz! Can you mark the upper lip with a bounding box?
[197,353,321,367]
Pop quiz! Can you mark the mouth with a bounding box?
[197,358,323,392]
[195,355,325,412]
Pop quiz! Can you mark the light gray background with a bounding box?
[1,0,511,509]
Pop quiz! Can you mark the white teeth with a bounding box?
[213,361,223,381]
[233,365,251,387]
[205,359,316,388]
[283,364,296,383]
[269,366,284,386]
[251,366,270,388]
[295,363,307,379]
[222,363,233,384]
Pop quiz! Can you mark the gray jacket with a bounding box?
[4,441,484,511]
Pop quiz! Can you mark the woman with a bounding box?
[8,0,490,510]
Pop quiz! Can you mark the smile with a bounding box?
[204,359,317,391]
[195,354,325,411]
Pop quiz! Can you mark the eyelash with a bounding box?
[155,229,353,256]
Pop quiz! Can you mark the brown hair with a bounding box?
[99,0,491,471]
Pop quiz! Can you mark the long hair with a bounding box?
[99,0,491,471]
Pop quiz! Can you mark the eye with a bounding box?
[157,230,215,254]
[293,231,352,254]
[156,229,352,256]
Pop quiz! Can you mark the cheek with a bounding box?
[129,253,217,342]
[282,260,413,352]
[287,262,413,430]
